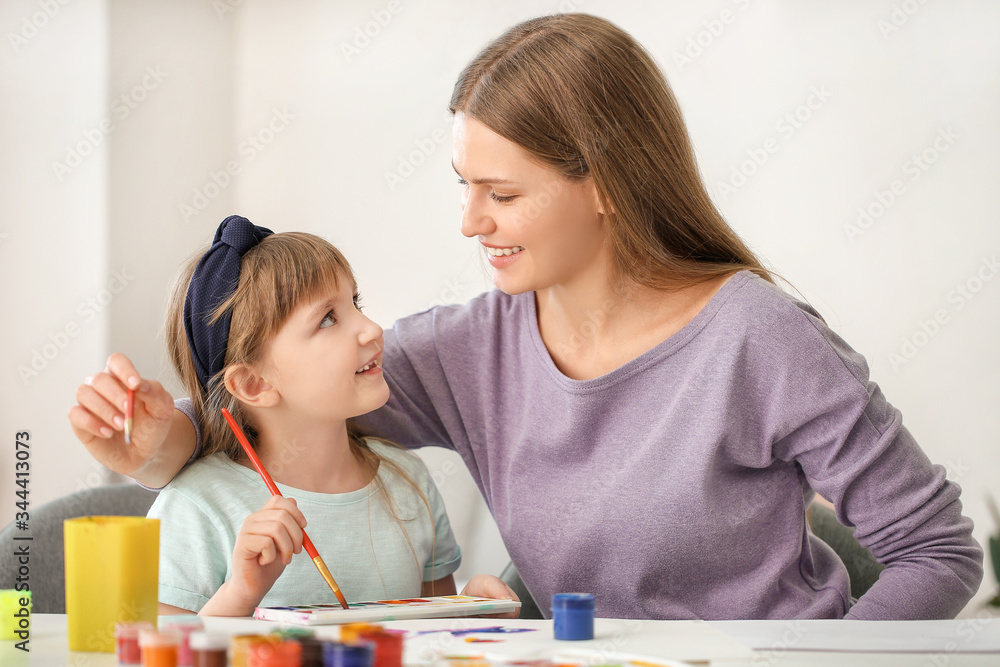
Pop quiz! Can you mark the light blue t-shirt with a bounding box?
[146,440,461,612]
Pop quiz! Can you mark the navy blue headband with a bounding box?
[184,215,274,391]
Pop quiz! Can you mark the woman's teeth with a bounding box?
[356,360,379,373]
[486,246,524,257]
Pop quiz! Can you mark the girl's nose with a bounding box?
[358,312,383,346]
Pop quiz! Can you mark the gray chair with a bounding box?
[808,503,885,600]
[0,483,158,613]
[499,502,884,619]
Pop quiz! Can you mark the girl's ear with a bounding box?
[224,364,279,408]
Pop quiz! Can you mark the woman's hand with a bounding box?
[461,574,521,619]
[68,353,177,478]
[200,496,307,616]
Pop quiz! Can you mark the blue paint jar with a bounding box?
[323,641,374,667]
[552,593,596,641]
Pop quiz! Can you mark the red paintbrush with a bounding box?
[220,407,349,609]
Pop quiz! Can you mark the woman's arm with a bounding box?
[69,353,197,488]
[755,298,983,618]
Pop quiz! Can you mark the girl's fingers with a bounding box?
[266,496,308,531]
[74,382,125,432]
[237,534,278,566]
[105,353,143,391]
[245,515,299,562]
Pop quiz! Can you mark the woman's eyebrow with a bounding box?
[452,161,516,185]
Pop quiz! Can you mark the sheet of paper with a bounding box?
[390,618,754,663]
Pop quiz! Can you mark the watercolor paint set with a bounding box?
[254,595,521,625]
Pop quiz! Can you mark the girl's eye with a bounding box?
[320,310,336,328]
[353,293,364,311]
[457,178,468,186]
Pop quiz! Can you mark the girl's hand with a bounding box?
[461,574,520,619]
[220,496,307,614]
[68,353,176,477]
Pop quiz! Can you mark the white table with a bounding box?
[4,614,1000,666]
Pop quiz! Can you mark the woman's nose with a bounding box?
[460,190,496,238]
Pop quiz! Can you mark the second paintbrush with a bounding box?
[220,406,350,609]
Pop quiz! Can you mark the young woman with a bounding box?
[71,14,982,620]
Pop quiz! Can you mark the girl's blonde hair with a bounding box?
[165,231,437,585]
[450,13,776,292]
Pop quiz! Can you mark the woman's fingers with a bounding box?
[135,379,175,421]
[67,403,114,441]
[105,352,146,391]
[74,378,126,432]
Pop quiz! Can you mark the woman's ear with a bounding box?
[585,177,610,216]
[224,364,279,408]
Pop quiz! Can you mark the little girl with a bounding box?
[145,215,462,615]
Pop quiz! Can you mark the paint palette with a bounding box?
[254,595,521,625]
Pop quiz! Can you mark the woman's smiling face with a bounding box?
[451,112,609,296]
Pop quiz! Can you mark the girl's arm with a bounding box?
[69,353,196,488]
[159,603,195,615]
[421,574,457,596]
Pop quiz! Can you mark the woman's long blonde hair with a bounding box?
[164,232,437,585]
[450,13,775,292]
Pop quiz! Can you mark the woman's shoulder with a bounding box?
[392,289,528,338]
[717,271,871,388]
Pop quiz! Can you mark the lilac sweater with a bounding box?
[179,272,982,619]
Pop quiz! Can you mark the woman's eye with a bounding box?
[457,178,468,186]
[490,192,516,203]
[320,310,336,328]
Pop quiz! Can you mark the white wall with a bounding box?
[2,0,998,614]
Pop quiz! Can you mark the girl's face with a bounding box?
[452,112,608,295]
[261,277,388,424]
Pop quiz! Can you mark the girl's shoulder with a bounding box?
[154,452,264,511]
[363,438,433,485]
